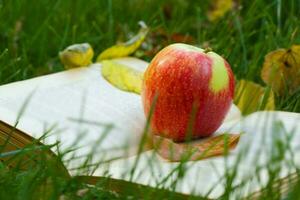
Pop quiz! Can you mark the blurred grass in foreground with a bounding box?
[0,0,299,111]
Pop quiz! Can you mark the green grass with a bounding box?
[1,0,300,199]
[1,0,299,110]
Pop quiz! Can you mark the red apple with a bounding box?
[142,43,234,142]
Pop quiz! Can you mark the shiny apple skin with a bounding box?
[142,43,234,142]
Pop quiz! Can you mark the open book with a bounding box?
[0,57,299,199]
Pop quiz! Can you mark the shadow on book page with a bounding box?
[151,103,242,162]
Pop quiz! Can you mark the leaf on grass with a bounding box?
[153,134,240,162]
[170,33,195,43]
[97,21,149,61]
[261,45,300,95]
[234,80,275,115]
[207,0,233,22]
[101,60,143,94]
[59,43,94,69]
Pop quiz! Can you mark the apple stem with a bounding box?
[204,47,212,53]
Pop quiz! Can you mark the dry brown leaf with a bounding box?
[153,134,240,162]
[261,45,300,95]
[170,33,195,44]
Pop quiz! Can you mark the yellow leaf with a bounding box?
[59,43,94,69]
[207,0,233,22]
[261,45,300,95]
[234,80,275,115]
[96,21,149,61]
[101,60,143,94]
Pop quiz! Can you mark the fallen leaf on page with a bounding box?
[101,60,143,94]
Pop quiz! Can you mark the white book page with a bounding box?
[0,57,150,169]
[94,111,300,199]
[0,56,243,197]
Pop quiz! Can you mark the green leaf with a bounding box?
[97,21,149,61]
[101,60,144,94]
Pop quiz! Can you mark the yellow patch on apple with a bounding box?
[208,52,229,93]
